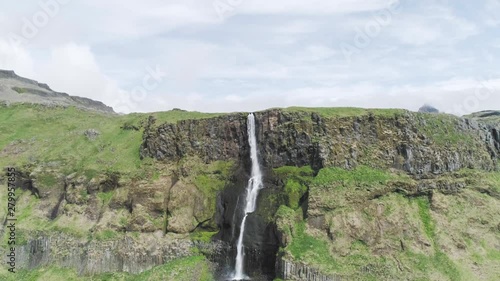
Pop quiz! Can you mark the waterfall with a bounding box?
[232,113,264,280]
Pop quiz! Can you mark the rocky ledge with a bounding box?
[141,109,500,175]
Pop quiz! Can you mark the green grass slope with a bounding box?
[0,104,222,178]
[275,166,500,281]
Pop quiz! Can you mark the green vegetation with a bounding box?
[0,255,214,281]
[283,107,406,118]
[119,216,128,227]
[287,222,333,263]
[411,197,462,279]
[465,111,500,126]
[192,160,234,198]
[313,165,400,187]
[83,169,99,180]
[255,189,288,225]
[1,223,28,247]
[277,194,466,280]
[274,166,314,209]
[417,113,476,146]
[12,87,27,94]
[275,205,298,239]
[190,231,217,243]
[415,197,435,239]
[283,219,392,280]
[451,169,500,195]
[79,188,89,201]
[403,250,461,281]
[486,247,500,261]
[37,173,58,187]
[273,165,314,181]
[483,171,500,193]
[284,179,307,209]
[433,252,461,281]
[190,159,234,203]
[0,190,90,240]
[97,191,114,205]
[274,166,499,280]
[94,229,119,241]
[0,104,222,179]
[45,226,83,239]
[1,103,499,280]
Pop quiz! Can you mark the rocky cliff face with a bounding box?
[1,162,232,278]
[277,259,344,281]
[140,111,323,169]
[140,108,500,280]
[6,232,194,275]
[141,109,499,175]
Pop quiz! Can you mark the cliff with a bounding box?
[1,105,500,280]
[141,108,500,280]
[141,108,499,174]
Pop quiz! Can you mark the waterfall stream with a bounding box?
[232,113,264,280]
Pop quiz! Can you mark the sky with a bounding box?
[0,0,499,114]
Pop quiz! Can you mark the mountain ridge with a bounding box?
[0,70,115,114]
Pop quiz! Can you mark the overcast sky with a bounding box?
[0,0,499,114]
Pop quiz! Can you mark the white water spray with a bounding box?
[232,113,264,280]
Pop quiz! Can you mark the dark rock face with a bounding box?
[6,233,194,275]
[214,165,281,279]
[141,114,248,163]
[277,259,344,281]
[141,110,325,171]
[141,109,500,176]
[257,110,324,171]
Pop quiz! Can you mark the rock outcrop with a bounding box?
[141,109,500,175]
[3,232,194,275]
[277,259,344,281]
[140,108,500,280]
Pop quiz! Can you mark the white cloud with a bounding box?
[240,0,399,15]
[78,0,216,38]
[37,43,134,112]
[0,39,35,77]
[389,7,478,46]
[273,20,321,34]
[0,0,218,47]
[483,0,500,26]
[303,45,337,61]
[391,21,441,45]
[0,0,498,115]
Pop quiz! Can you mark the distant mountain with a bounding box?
[0,70,114,113]
[418,104,440,113]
